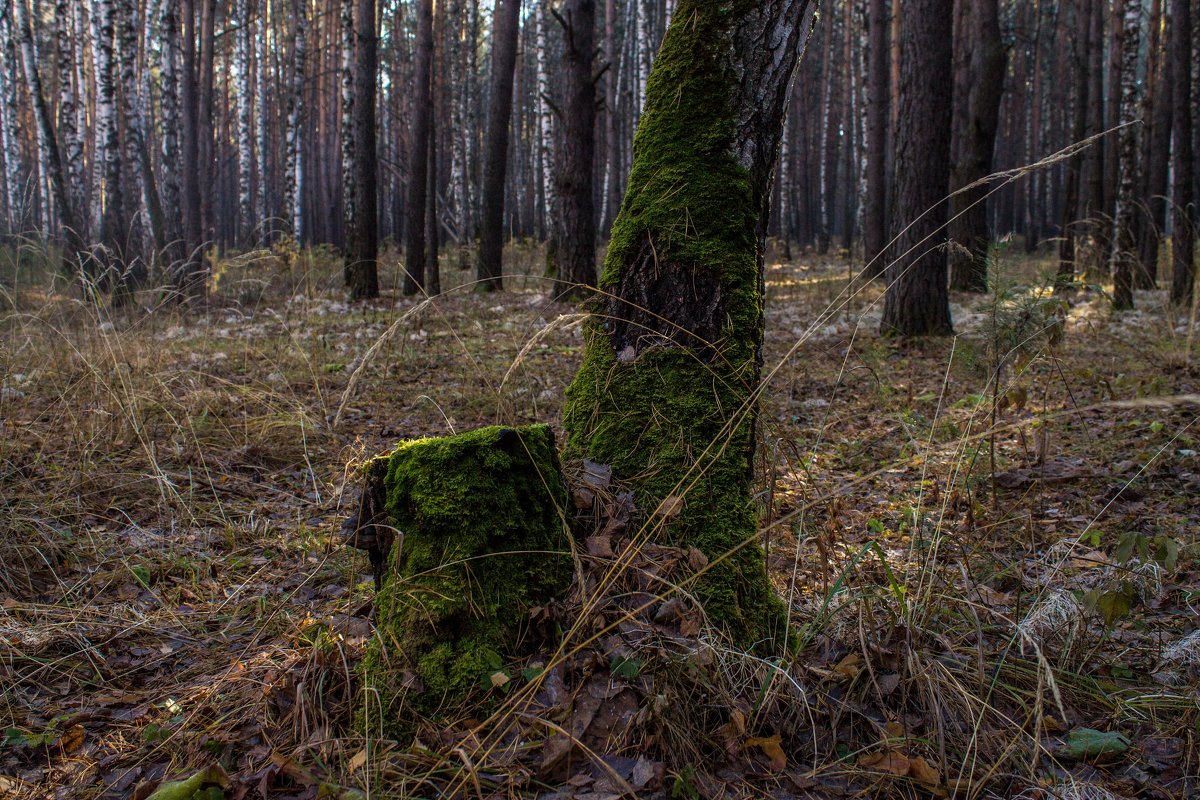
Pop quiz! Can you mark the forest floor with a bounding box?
[1,241,1199,800]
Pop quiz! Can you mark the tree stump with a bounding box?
[354,424,572,736]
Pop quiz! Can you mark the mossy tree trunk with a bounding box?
[562,0,815,651]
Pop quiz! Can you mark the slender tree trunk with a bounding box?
[284,0,307,240]
[1057,0,1091,287]
[174,0,206,299]
[863,0,888,278]
[1110,0,1142,311]
[1101,0,1125,267]
[426,101,441,296]
[601,0,619,233]
[881,0,954,335]
[345,0,379,299]
[404,0,434,294]
[563,0,816,650]
[339,0,355,254]
[55,0,85,240]
[536,0,555,243]
[947,0,1005,292]
[1081,0,1105,275]
[0,6,26,234]
[236,0,255,243]
[1170,0,1194,305]
[93,0,127,287]
[552,0,597,299]
[11,0,85,272]
[159,0,185,269]
[1136,0,1172,288]
[475,0,521,292]
[117,0,164,275]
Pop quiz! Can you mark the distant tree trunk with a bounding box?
[1110,0,1142,311]
[159,0,186,269]
[10,0,84,268]
[284,0,307,240]
[535,0,555,243]
[475,0,521,292]
[174,0,207,300]
[563,0,816,650]
[426,110,441,296]
[116,0,164,270]
[1101,0,1125,267]
[1081,0,1105,274]
[1170,0,1194,305]
[339,0,355,251]
[1057,0,1091,287]
[404,0,434,295]
[345,0,379,299]
[0,5,26,234]
[815,6,835,254]
[55,0,85,239]
[236,0,255,243]
[881,0,954,335]
[1136,0,1172,288]
[197,0,216,245]
[552,0,597,299]
[863,0,888,278]
[93,0,128,287]
[947,0,1005,292]
[600,0,620,233]
[256,0,270,237]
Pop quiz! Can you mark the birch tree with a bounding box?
[284,0,308,240]
[1110,0,1143,311]
[236,0,255,242]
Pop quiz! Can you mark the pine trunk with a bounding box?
[880,0,954,335]
[1170,0,1194,305]
[863,0,888,278]
[346,0,379,299]
[475,0,521,292]
[1110,0,1142,311]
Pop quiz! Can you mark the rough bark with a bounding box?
[0,5,26,234]
[880,0,954,335]
[54,0,85,239]
[1110,0,1142,311]
[863,0,888,278]
[1170,0,1194,305]
[345,0,379,299]
[552,0,597,299]
[947,0,1005,293]
[1057,0,1091,287]
[236,0,255,243]
[158,0,185,269]
[475,0,521,292]
[563,0,816,649]
[116,0,163,273]
[1136,0,1172,288]
[93,0,128,285]
[404,0,434,295]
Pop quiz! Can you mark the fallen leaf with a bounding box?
[833,652,863,681]
[908,756,941,788]
[744,734,787,772]
[859,750,911,776]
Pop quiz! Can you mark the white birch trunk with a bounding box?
[159,0,184,263]
[1110,0,1143,309]
[55,0,85,235]
[0,8,24,232]
[339,0,356,246]
[285,0,308,239]
[235,0,254,241]
[257,0,271,233]
[535,0,554,239]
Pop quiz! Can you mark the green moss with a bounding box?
[359,424,571,736]
[562,0,786,650]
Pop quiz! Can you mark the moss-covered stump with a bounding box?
[358,424,572,735]
[563,0,811,651]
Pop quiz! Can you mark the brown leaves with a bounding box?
[859,751,944,795]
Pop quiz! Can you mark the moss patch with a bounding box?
[562,0,786,650]
[358,424,571,736]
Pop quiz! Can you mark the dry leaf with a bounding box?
[59,724,85,755]
[744,734,787,772]
[833,652,863,681]
[656,495,684,521]
[859,750,910,776]
[908,756,941,788]
[348,748,368,771]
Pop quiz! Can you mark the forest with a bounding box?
[1,0,1199,797]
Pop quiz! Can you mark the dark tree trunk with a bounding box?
[1100,0,1125,268]
[1136,0,1172,289]
[1111,0,1142,311]
[404,0,433,295]
[1081,0,1105,275]
[175,0,206,300]
[563,0,816,649]
[552,0,597,300]
[947,0,1005,293]
[863,0,889,279]
[475,0,522,292]
[1057,0,1092,287]
[346,0,379,299]
[881,0,954,335]
[1170,0,1194,305]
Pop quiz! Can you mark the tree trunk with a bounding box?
[880,0,954,335]
[475,0,521,292]
[563,0,816,650]
[54,0,85,240]
[1170,0,1194,305]
[173,0,206,300]
[552,0,597,299]
[236,0,255,243]
[1110,0,1142,311]
[947,0,1005,292]
[116,0,163,275]
[536,0,555,243]
[345,0,379,299]
[9,0,84,269]
[1136,0,1172,288]
[404,0,434,295]
[0,5,27,234]
[284,0,307,240]
[93,0,128,289]
[863,0,888,278]
[1056,0,1091,288]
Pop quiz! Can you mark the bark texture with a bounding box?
[345,0,379,299]
[552,0,597,299]
[1110,0,1142,311]
[475,0,521,292]
[1170,0,1194,305]
[880,0,954,335]
[862,0,888,278]
[404,0,434,295]
[563,0,816,650]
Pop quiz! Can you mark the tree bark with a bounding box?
[563,0,816,649]
[0,4,26,234]
[880,0,954,335]
[1136,0,1172,288]
[947,0,1005,293]
[345,0,379,299]
[404,0,434,295]
[1170,0,1194,305]
[1057,0,1092,288]
[236,0,255,243]
[863,0,888,278]
[552,0,597,299]
[1110,0,1142,311]
[475,0,521,292]
[284,0,307,240]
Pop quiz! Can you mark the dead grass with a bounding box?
[1,239,1198,798]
